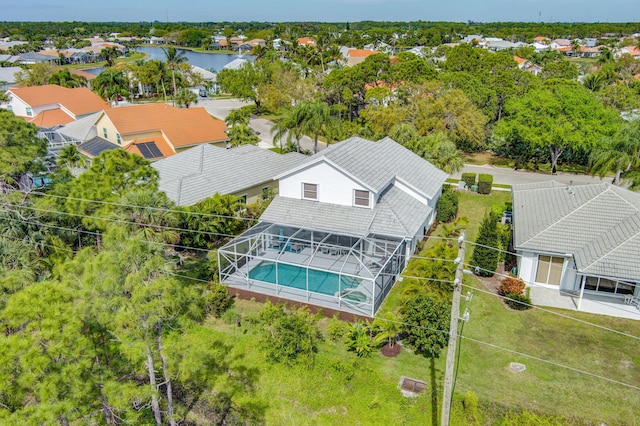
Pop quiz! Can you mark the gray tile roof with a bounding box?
[280,136,447,200]
[260,186,432,239]
[152,144,306,206]
[57,112,101,142]
[0,67,21,85]
[512,181,640,281]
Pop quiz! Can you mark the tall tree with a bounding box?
[470,212,500,277]
[162,46,188,105]
[0,110,47,189]
[401,294,450,359]
[495,81,621,173]
[217,60,273,113]
[92,68,129,104]
[589,120,640,186]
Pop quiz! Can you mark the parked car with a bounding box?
[199,89,208,97]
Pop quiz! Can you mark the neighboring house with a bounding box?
[152,144,306,206]
[219,136,448,317]
[223,58,249,70]
[93,103,228,160]
[615,45,640,59]
[5,84,109,127]
[513,56,542,76]
[512,181,640,310]
[0,66,21,90]
[550,38,572,50]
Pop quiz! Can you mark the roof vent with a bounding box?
[566,186,575,195]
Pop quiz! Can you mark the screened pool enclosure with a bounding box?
[218,222,407,317]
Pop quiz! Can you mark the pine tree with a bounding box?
[471,212,500,277]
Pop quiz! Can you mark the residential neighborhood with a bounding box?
[1,15,640,426]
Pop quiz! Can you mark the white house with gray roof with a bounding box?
[219,137,448,317]
[152,144,305,206]
[512,181,640,310]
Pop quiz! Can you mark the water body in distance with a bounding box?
[83,46,254,75]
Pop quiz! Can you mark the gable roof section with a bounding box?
[512,181,640,281]
[28,108,75,127]
[57,111,100,142]
[152,144,306,206]
[100,104,228,148]
[9,85,108,116]
[277,137,447,200]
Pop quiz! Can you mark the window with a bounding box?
[535,255,564,285]
[354,189,370,207]
[116,134,121,145]
[239,194,247,204]
[302,183,318,200]
[103,127,108,138]
[584,276,634,295]
[6,105,12,112]
[26,107,32,117]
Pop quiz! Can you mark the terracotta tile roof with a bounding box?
[102,104,228,148]
[124,136,175,160]
[9,85,109,116]
[513,55,527,65]
[533,36,550,41]
[67,68,97,81]
[635,74,640,80]
[624,46,640,56]
[28,108,75,127]
[348,49,377,58]
[297,37,316,46]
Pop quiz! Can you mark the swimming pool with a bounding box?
[248,261,361,296]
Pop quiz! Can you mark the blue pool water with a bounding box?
[249,261,360,296]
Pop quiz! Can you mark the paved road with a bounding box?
[450,164,608,187]
[199,98,607,187]
[198,98,321,152]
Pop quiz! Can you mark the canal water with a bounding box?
[84,46,253,75]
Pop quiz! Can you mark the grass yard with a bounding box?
[205,190,640,425]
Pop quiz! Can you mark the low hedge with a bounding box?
[436,190,459,222]
[461,172,476,190]
[478,174,493,195]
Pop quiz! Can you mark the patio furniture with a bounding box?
[290,243,303,253]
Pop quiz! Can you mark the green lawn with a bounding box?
[205,190,640,425]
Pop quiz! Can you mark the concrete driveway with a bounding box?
[198,98,321,152]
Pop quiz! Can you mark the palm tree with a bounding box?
[372,311,402,348]
[162,47,188,106]
[598,46,614,64]
[589,121,640,186]
[582,72,605,92]
[56,144,86,171]
[571,40,582,57]
[49,69,87,88]
[344,320,373,357]
[227,123,259,147]
[271,108,304,153]
[175,88,197,108]
[293,100,332,154]
[100,46,121,67]
[93,69,129,105]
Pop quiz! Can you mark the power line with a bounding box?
[4,232,640,394]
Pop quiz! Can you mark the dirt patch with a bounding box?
[380,342,402,357]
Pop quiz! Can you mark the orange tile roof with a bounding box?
[124,136,176,160]
[102,104,228,148]
[635,74,640,80]
[67,68,97,81]
[297,37,316,46]
[28,108,75,127]
[348,49,377,58]
[9,85,109,116]
[624,46,640,56]
[513,55,527,65]
[533,36,549,41]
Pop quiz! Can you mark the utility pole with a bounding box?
[441,231,466,426]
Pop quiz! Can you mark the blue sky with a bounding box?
[4,0,640,23]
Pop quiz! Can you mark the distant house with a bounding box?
[152,144,305,206]
[4,84,109,127]
[223,58,249,70]
[512,181,640,311]
[296,37,316,47]
[219,136,448,317]
[346,49,379,67]
[92,103,229,160]
[616,45,640,59]
[550,38,572,50]
[513,56,542,76]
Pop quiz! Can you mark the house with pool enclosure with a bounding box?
[219,136,448,317]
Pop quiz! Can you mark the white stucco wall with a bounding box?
[517,249,573,290]
[279,162,372,207]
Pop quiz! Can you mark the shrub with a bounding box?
[436,190,459,222]
[461,172,476,189]
[498,277,526,296]
[504,289,532,310]
[463,391,479,423]
[327,314,346,342]
[478,173,493,195]
[221,307,240,324]
[206,283,234,318]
